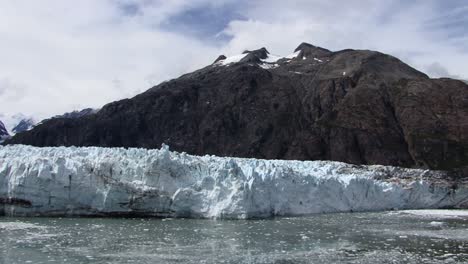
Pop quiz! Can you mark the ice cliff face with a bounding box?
[1,145,467,219]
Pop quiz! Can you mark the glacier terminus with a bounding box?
[1,145,467,219]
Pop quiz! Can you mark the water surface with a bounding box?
[1,211,467,263]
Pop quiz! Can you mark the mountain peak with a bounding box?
[294,42,314,52]
[213,55,227,64]
[242,47,270,59]
[294,42,332,58]
[12,118,36,134]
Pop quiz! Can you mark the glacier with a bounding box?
[0,145,467,219]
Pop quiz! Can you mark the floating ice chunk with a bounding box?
[401,210,468,218]
[215,50,301,66]
[429,221,445,227]
[0,222,45,231]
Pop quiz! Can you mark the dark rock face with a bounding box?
[242,47,269,59]
[294,42,332,58]
[53,108,98,120]
[0,121,8,140]
[6,43,468,171]
[213,55,227,64]
[239,48,270,63]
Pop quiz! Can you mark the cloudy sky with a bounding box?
[0,0,467,119]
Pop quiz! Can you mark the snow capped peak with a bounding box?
[213,55,227,64]
[294,42,332,59]
[242,47,270,59]
[214,47,271,66]
[294,42,316,52]
[0,113,36,135]
[214,49,287,68]
[12,118,36,134]
[213,42,332,68]
[214,53,248,65]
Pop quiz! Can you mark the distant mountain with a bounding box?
[6,42,468,171]
[12,118,36,134]
[0,113,36,135]
[0,108,99,136]
[0,120,9,142]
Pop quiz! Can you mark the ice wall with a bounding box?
[1,145,467,218]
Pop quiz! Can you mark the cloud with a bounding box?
[0,0,467,119]
[424,62,462,79]
[0,78,27,101]
[0,0,222,119]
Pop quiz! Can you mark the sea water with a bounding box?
[1,211,467,263]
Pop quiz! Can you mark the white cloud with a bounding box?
[0,0,466,120]
[0,0,221,119]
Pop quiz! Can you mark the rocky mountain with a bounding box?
[0,121,9,142]
[5,43,468,171]
[0,113,36,135]
[11,118,36,134]
[35,108,98,126]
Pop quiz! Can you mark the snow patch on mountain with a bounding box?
[217,54,248,65]
[262,54,284,63]
[216,50,302,66]
[285,51,300,59]
[1,145,466,219]
[260,63,280,70]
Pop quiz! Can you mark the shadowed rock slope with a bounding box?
[6,43,468,171]
[0,121,8,142]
